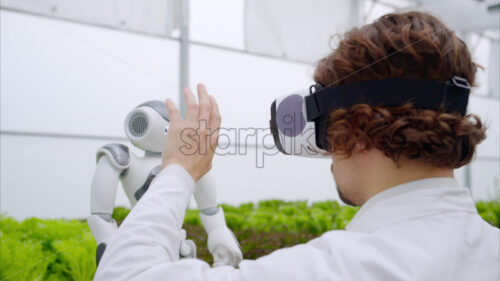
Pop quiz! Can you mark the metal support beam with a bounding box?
[351,0,365,27]
[179,0,189,118]
[464,164,472,190]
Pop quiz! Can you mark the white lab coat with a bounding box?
[94,165,500,281]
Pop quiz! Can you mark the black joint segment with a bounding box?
[99,144,130,167]
[96,243,107,266]
[138,100,170,122]
[134,165,162,201]
[270,100,288,155]
[305,95,320,121]
[120,168,129,177]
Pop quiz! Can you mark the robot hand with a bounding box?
[207,225,242,267]
[200,207,243,267]
[179,229,197,259]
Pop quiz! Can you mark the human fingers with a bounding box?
[183,87,198,121]
[165,99,181,125]
[197,83,211,122]
[208,95,221,148]
[208,95,221,130]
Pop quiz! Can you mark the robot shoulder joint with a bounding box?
[96,143,131,170]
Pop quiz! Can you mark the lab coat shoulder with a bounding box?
[318,212,500,281]
[226,229,419,281]
[235,234,345,281]
[310,229,422,280]
[147,230,374,281]
[125,234,347,281]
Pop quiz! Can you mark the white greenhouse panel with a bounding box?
[189,43,313,145]
[0,135,132,219]
[488,40,499,97]
[189,0,245,49]
[470,160,500,201]
[0,134,339,220]
[1,10,179,137]
[468,96,500,159]
[244,0,360,63]
[418,0,499,32]
[0,0,180,37]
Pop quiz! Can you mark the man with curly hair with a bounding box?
[95,11,499,281]
[314,11,487,206]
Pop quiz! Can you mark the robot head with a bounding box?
[124,101,169,153]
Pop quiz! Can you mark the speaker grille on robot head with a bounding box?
[129,112,148,137]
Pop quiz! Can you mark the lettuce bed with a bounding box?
[1,200,499,281]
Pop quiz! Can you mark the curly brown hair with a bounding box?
[313,11,486,168]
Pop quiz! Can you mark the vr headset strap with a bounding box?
[306,77,471,122]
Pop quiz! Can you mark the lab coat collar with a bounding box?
[345,177,478,233]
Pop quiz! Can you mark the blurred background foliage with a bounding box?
[1,200,499,281]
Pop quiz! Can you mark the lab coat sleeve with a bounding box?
[94,164,345,281]
[94,164,197,280]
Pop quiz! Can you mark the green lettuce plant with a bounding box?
[0,200,498,280]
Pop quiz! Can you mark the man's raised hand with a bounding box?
[161,84,221,182]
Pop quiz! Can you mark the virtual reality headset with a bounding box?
[270,76,471,158]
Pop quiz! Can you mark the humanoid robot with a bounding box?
[87,100,242,267]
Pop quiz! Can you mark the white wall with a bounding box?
[1,10,499,220]
[466,96,500,200]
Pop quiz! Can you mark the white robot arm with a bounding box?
[195,173,243,267]
[88,153,122,265]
